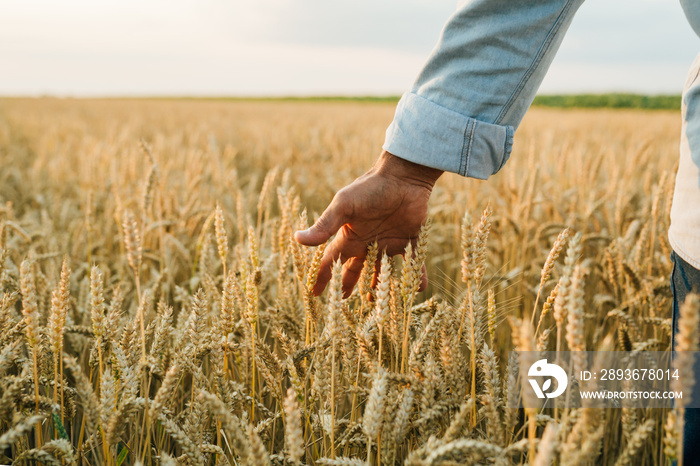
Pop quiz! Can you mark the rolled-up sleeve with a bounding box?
[383,0,585,179]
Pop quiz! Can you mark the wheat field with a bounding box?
[0,98,688,465]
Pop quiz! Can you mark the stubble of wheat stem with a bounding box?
[535,282,558,338]
[152,363,180,419]
[514,317,538,465]
[532,422,558,466]
[364,368,387,463]
[257,166,278,231]
[0,414,47,450]
[614,418,654,466]
[472,204,492,289]
[136,290,152,462]
[375,253,392,368]
[327,259,344,458]
[215,203,229,277]
[247,227,260,423]
[487,288,496,345]
[400,222,431,373]
[158,411,205,465]
[531,227,569,327]
[553,231,581,400]
[48,257,70,425]
[284,386,304,463]
[664,408,678,460]
[460,211,474,284]
[199,390,250,459]
[20,258,42,445]
[305,242,327,344]
[89,266,106,382]
[359,242,379,312]
[566,265,587,375]
[121,209,142,297]
[89,265,111,462]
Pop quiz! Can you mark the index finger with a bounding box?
[312,226,367,295]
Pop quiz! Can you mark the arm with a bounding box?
[681,0,700,38]
[296,0,585,295]
[384,0,585,179]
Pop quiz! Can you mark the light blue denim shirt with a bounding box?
[384,0,700,179]
[682,0,700,37]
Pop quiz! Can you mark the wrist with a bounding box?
[374,150,443,189]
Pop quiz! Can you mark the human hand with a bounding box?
[294,150,443,297]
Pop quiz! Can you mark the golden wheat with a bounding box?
[0,98,681,465]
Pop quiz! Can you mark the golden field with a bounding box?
[0,98,687,465]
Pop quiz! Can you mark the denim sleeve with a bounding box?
[681,0,700,38]
[383,0,585,179]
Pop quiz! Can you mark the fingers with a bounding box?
[311,238,341,296]
[341,257,365,298]
[311,227,366,296]
[294,192,349,247]
[302,208,426,296]
[310,238,428,297]
[312,255,334,296]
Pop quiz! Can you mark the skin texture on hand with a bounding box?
[294,150,443,297]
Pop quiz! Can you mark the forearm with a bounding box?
[384,0,585,179]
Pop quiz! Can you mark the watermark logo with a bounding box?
[512,351,679,408]
[528,359,568,398]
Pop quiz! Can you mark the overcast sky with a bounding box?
[1,0,698,96]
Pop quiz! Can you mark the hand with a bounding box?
[294,150,443,297]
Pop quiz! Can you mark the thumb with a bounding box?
[295,198,348,246]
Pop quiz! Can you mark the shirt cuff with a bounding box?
[382,92,514,180]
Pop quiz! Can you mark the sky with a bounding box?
[1,0,699,97]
